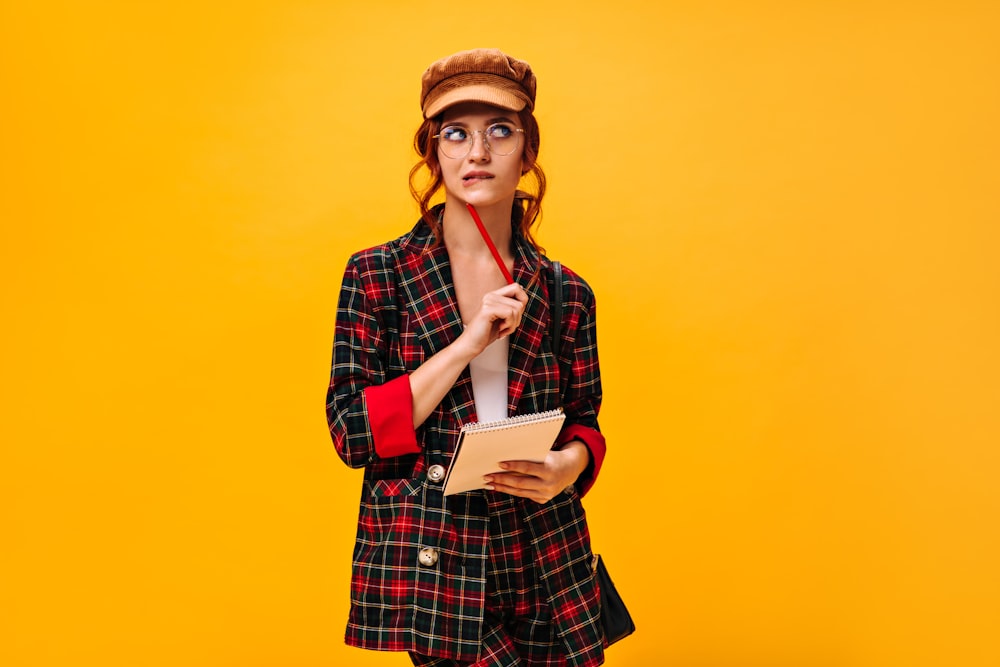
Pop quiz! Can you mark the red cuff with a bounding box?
[556,424,606,496]
[364,375,421,459]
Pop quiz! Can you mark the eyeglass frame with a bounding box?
[432,123,526,159]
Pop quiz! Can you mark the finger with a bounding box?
[494,282,526,299]
[482,297,522,322]
[486,471,540,489]
[488,301,524,338]
[487,479,552,504]
[490,285,528,315]
[489,481,548,503]
[491,313,516,339]
[506,310,521,336]
[505,297,526,328]
[485,293,526,313]
[498,460,545,476]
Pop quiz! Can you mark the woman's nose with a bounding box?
[467,131,490,161]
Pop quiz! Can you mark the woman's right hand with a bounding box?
[408,282,528,429]
[458,282,528,356]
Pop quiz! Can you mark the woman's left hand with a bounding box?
[484,441,590,504]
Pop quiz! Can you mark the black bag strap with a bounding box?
[551,261,563,358]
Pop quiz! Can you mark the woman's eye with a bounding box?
[441,127,467,142]
[488,124,514,139]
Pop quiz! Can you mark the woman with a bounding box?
[326,49,607,666]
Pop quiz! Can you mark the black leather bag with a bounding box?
[551,262,636,647]
[593,554,636,645]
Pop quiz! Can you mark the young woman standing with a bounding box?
[327,49,607,666]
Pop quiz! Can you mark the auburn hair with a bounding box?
[408,108,547,257]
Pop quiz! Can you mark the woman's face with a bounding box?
[437,101,526,211]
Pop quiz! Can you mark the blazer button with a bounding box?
[417,547,439,567]
[427,464,446,483]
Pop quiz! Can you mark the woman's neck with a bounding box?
[440,196,515,258]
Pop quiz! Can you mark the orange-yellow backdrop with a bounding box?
[2,2,998,666]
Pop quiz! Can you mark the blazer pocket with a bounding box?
[366,477,423,500]
[357,478,425,550]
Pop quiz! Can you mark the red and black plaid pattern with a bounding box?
[409,491,575,666]
[326,218,606,666]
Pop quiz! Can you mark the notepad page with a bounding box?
[443,411,565,496]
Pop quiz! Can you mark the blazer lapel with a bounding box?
[393,224,477,426]
[507,237,548,415]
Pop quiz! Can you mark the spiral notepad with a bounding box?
[442,409,566,496]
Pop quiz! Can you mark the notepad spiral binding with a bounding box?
[461,408,564,433]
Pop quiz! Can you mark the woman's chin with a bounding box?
[450,191,511,211]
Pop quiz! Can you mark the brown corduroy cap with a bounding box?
[420,48,536,119]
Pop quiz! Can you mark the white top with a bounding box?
[469,336,509,422]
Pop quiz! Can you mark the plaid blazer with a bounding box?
[326,217,607,666]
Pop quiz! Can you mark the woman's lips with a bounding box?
[462,172,494,186]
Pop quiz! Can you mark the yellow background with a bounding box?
[2,2,998,665]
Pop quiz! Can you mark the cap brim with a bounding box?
[423,84,529,119]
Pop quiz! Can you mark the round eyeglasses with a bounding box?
[433,123,525,159]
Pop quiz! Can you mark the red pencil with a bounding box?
[467,203,515,284]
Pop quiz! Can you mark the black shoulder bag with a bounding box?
[550,261,636,647]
